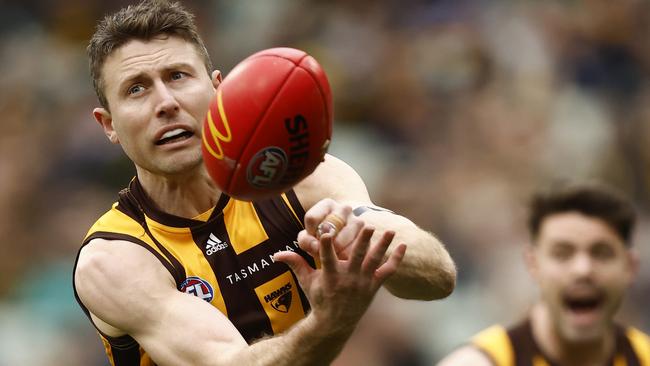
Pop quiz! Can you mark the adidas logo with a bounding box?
[205,233,228,256]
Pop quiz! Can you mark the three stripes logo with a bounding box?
[205,233,228,256]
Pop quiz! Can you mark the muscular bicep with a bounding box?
[74,239,247,366]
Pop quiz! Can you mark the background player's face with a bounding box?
[95,36,216,177]
[527,212,636,343]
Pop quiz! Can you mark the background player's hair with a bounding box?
[528,181,636,245]
[88,0,213,110]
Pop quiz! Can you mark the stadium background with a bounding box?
[1,0,650,364]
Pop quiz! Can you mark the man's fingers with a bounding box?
[348,226,375,272]
[304,199,353,238]
[274,251,312,279]
[332,217,363,257]
[374,243,406,283]
[362,230,396,274]
[319,233,338,272]
[317,213,345,239]
[297,230,319,257]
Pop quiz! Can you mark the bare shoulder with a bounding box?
[294,154,372,210]
[74,238,176,334]
[437,345,494,366]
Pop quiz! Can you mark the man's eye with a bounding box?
[128,85,145,95]
[171,71,185,80]
[550,246,573,261]
[592,244,615,260]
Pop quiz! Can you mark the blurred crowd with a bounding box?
[2,0,650,364]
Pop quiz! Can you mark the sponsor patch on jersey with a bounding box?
[264,282,293,313]
[180,276,214,302]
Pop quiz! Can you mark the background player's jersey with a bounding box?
[73,178,315,366]
[471,320,650,366]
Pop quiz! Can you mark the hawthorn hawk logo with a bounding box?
[263,282,293,313]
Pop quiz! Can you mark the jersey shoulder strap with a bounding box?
[471,324,514,366]
[626,327,650,366]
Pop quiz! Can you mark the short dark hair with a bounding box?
[88,0,213,109]
[528,182,636,245]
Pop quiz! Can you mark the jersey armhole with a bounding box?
[83,231,180,284]
[627,327,650,366]
[72,232,179,353]
[471,325,515,366]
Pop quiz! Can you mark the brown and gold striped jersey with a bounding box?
[73,178,315,366]
[471,320,650,366]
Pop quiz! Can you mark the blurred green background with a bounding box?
[1,0,650,364]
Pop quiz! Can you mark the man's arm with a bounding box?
[436,345,494,366]
[294,154,456,300]
[75,224,404,366]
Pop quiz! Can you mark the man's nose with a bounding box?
[153,80,180,118]
[571,253,595,278]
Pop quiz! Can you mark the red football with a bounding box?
[201,47,333,201]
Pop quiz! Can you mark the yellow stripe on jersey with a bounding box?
[472,325,514,366]
[222,199,269,255]
[144,215,228,317]
[281,194,303,226]
[139,348,154,366]
[532,355,550,366]
[254,271,306,334]
[628,327,650,366]
[85,204,175,271]
[101,336,116,366]
[613,355,627,366]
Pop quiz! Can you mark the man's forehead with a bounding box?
[537,212,624,247]
[103,37,202,84]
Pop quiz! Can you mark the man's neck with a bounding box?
[530,303,615,366]
[136,166,222,218]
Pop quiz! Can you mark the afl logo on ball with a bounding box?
[247,147,288,188]
[180,277,214,302]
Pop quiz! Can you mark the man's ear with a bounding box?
[93,107,119,144]
[211,70,222,89]
[524,243,539,281]
[625,248,640,285]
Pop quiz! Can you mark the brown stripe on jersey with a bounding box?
[252,197,314,312]
[106,335,141,366]
[189,214,273,343]
[117,190,186,286]
[507,320,539,366]
[617,326,641,366]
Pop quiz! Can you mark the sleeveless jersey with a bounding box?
[73,178,315,366]
[471,320,650,366]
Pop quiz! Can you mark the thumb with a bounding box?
[274,251,312,278]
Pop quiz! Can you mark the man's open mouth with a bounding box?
[563,292,604,314]
[156,128,194,145]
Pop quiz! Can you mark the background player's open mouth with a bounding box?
[563,295,603,314]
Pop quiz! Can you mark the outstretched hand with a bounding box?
[274,223,406,331]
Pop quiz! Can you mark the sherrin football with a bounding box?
[201,47,333,201]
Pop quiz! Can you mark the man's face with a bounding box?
[95,36,217,177]
[527,212,636,343]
